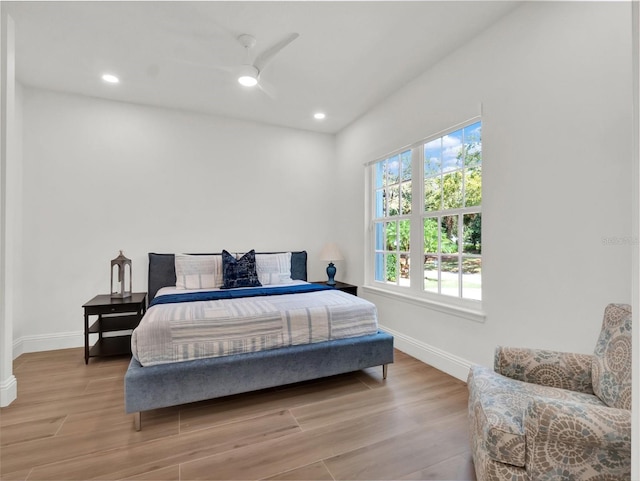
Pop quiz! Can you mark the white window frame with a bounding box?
[364,117,485,323]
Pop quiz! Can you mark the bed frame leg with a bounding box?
[134,412,141,431]
[383,364,388,380]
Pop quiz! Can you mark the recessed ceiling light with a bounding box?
[101,74,120,84]
[314,112,326,120]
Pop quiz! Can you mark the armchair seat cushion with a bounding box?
[468,365,606,467]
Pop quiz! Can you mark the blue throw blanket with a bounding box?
[149,283,334,308]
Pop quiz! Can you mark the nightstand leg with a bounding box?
[383,364,388,380]
[134,412,141,431]
[84,311,89,364]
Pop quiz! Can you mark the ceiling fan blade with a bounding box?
[257,78,277,99]
[253,33,299,73]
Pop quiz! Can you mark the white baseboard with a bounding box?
[12,331,83,359]
[380,325,472,382]
[1,374,17,407]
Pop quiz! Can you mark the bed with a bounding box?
[124,251,394,430]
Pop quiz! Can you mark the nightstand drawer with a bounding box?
[84,303,142,316]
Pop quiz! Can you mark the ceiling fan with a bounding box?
[235,33,299,91]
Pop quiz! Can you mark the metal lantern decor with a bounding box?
[110,250,132,298]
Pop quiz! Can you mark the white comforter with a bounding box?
[131,284,378,366]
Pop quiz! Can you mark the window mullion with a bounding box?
[410,145,422,294]
[458,212,463,298]
[438,215,442,295]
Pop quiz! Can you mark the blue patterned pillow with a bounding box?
[221,250,262,289]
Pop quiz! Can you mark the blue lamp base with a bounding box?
[326,262,337,285]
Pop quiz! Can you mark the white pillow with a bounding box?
[174,254,223,289]
[255,252,292,285]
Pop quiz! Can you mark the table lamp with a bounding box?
[319,243,344,286]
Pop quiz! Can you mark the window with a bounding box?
[423,121,482,300]
[373,150,412,286]
[369,119,482,303]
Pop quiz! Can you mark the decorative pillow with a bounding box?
[591,303,632,410]
[221,250,262,289]
[256,252,293,285]
[175,254,223,289]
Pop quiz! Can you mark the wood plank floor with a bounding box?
[0,348,476,481]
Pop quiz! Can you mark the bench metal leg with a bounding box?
[383,364,388,380]
[134,412,141,431]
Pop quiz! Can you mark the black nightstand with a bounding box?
[82,292,147,364]
[312,281,358,296]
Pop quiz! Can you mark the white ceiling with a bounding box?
[2,1,520,134]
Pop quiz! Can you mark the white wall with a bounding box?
[11,82,23,345]
[336,2,634,374]
[16,88,336,353]
[1,11,18,406]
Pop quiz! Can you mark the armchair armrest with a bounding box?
[494,346,593,393]
[525,398,631,479]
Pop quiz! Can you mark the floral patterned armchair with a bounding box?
[467,303,632,481]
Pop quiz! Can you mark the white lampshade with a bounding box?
[319,243,344,262]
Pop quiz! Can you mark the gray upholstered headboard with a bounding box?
[147,251,308,301]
